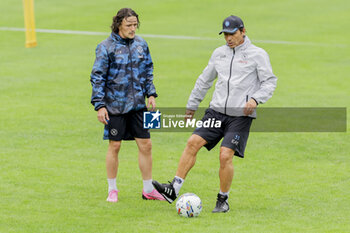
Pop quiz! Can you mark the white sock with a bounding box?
[143,179,154,193]
[173,176,184,196]
[219,190,229,197]
[107,178,117,193]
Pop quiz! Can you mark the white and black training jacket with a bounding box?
[187,36,277,118]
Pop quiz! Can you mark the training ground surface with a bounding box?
[0,0,349,232]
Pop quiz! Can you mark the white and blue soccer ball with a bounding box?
[175,193,202,217]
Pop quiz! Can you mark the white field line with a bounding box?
[0,27,346,47]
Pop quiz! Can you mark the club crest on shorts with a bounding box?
[143,110,161,129]
[231,134,240,145]
[110,128,118,136]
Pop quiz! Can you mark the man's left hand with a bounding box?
[244,99,257,116]
[147,96,156,111]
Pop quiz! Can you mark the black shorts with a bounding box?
[103,109,150,141]
[193,108,253,158]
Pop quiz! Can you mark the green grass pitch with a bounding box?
[0,0,349,232]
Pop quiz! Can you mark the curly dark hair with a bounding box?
[111,8,140,33]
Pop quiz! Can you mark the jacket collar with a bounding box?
[110,32,134,45]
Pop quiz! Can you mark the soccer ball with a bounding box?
[175,193,202,217]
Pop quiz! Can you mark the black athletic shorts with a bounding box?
[103,109,150,141]
[193,108,253,158]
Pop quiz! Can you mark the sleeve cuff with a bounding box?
[251,97,259,105]
[94,103,106,111]
[147,93,158,98]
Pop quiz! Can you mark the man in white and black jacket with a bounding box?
[153,15,277,213]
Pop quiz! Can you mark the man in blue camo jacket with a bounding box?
[90,8,165,202]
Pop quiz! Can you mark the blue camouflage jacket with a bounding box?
[90,32,157,115]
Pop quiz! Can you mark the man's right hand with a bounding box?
[97,107,109,125]
[185,109,196,121]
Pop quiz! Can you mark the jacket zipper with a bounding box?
[224,49,235,115]
[127,40,136,108]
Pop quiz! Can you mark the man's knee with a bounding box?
[186,135,206,153]
[137,139,152,154]
[109,140,121,153]
[219,147,234,167]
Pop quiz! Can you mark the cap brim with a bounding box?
[219,28,238,35]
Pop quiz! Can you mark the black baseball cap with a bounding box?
[219,15,244,35]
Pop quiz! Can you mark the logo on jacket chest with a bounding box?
[238,52,248,64]
[137,46,144,59]
[113,46,144,59]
